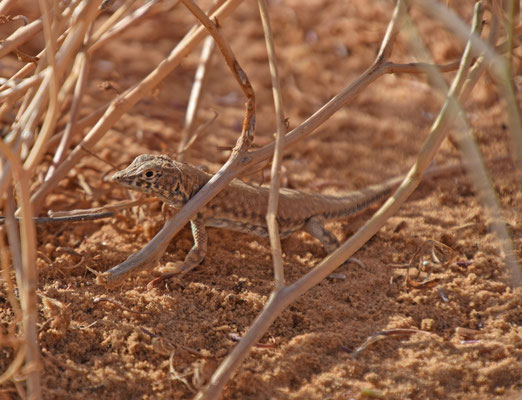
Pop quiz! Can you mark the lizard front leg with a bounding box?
[178,217,208,274]
[148,217,208,288]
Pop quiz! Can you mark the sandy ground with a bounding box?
[1,1,521,399]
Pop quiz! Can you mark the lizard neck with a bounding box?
[173,164,212,207]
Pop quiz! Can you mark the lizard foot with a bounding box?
[326,257,366,280]
[146,273,183,290]
[147,261,197,290]
[158,261,185,274]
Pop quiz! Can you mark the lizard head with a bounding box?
[112,154,197,208]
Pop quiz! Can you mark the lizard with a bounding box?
[111,154,444,283]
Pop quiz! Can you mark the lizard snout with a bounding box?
[111,170,125,182]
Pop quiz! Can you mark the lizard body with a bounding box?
[112,154,415,277]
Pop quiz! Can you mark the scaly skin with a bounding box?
[112,154,404,279]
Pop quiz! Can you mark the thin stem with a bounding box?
[23,0,60,174]
[0,142,40,399]
[178,0,255,152]
[0,18,43,59]
[177,35,215,162]
[45,26,92,179]
[258,0,286,289]
[417,0,522,182]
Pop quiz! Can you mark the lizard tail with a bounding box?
[318,161,463,220]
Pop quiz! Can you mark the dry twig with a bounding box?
[177,35,216,161]
[259,0,287,289]
[1,1,519,398]
[0,141,40,397]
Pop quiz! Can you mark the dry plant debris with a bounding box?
[0,0,521,399]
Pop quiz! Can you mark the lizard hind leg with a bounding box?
[303,217,365,271]
[303,217,340,254]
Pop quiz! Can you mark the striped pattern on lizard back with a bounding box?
[111,154,400,280]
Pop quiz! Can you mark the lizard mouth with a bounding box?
[112,172,137,189]
[112,173,154,194]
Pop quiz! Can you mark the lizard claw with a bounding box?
[147,262,186,290]
[146,275,169,290]
[146,273,183,290]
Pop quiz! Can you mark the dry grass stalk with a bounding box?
[0,142,40,397]
[44,28,91,180]
[22,1,101,171]
[177,35,216,162]
[24,0,60,173]
[0,18,42,59]
[259,0,287,289]
[418,0,522,173]
[0,0,519,398]
[0,1,102,207]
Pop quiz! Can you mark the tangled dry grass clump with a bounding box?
[0,0,521,399]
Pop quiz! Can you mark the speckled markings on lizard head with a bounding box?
[111,154,405,279]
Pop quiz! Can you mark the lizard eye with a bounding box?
[142,170,156,179]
